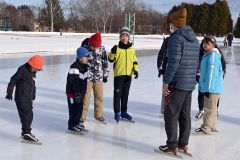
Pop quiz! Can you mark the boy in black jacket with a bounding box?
[157,37,169,115]
[66,47,89,133]
[6,55,44,143]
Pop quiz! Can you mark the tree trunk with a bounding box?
[50,0,54,32]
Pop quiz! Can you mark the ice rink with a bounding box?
[0,33,239,160]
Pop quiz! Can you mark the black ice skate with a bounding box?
[21,133,42,145]
[67,126,84,135]
[75,123,88,132]
[154,145,182,159]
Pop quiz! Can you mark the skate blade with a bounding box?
[121,119,135,123]
[191,132,213,136]
[21,139,42,145]
[158,114,164,118]
[96,120,107,125]
[80,129,89,133]
[66,130,84,135]
[178,150,193,157]
[154,149,183,159]
[194,117,203,121]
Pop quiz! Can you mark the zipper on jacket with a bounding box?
[125,49,128,75]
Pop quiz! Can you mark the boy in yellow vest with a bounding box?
[108,26,139,122]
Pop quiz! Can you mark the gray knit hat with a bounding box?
[120,26,130,36]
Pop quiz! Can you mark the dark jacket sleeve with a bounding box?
[163,35,183,84]
[101,47,108,78]
[197,42,204,73]
[32,80,36,100]
[221,54,226,75]
[157,38,168,70]
[6,67,24,94]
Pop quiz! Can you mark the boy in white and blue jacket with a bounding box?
[196,36,224,134]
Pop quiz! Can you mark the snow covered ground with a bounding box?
[0,32,164,58]
[0,31,239,58]
[0,33,239,160]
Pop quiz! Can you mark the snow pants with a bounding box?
[113,76,132,113]
[16,100,33,134]
[68,97,83,129]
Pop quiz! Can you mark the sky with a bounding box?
[3,0,240,22]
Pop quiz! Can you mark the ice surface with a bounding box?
[0,34,239,160]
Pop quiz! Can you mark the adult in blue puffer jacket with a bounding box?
[159,8,199,155]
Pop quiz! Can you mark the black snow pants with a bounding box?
[113,76,132,113]
[16,101,33,134]
[67,97,83,129]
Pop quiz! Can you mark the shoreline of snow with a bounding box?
[0,31,239,58]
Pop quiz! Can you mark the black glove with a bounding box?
[6,93,12,100]
[158,69,165,78]
[103,77,107,83]
[134,71,138,79]
[204,92,210,98]
[75,93,82,103]
[111,45,117,54]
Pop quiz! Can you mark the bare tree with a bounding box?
[65,0,167,34]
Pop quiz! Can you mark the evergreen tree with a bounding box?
[168,0,233,36]
[208,3,218,35]
[227,14,233,33]
[40,0,64,32]
[215,0,231,35]
[197,3,210,35]
[234,17,240,38]
[18,5,34,31]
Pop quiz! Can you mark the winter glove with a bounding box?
[134,71,138,79]
[158,69,165,78]
[75,93,82,103]
[103,77,107,83]
[111,45,117,54]
[5,93,13,100]
[204,92,210,98]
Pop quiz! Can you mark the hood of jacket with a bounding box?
[172,26,197,42]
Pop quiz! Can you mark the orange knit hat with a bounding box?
[28,55,44,70]
[170,8,187,28]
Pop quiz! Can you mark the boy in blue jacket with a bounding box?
[195,36,224,134]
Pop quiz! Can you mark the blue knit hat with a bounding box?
[76,47,89,59]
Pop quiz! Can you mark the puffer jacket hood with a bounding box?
[173,26,196,42]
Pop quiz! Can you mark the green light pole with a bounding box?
[125,13,135,45]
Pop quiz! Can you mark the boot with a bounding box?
[114,112,120,122]
[159,145,178,155]
[121,112,132,121]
